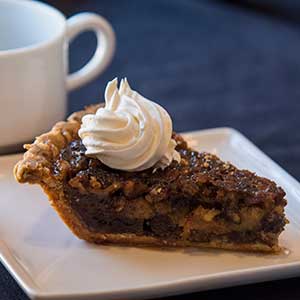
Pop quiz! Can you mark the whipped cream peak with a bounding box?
[79,78,181,171]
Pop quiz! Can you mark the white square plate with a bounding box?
[0,128,299,300]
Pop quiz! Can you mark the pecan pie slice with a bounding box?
[14,105,287,252]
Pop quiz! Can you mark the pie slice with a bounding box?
[14,105,287,252]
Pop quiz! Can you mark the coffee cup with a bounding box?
[0,0,115,152]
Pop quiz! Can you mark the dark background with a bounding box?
[1,0,300,299]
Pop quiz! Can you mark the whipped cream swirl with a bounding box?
[78,78,180,171]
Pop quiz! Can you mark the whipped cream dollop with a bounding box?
[78,78,181,171]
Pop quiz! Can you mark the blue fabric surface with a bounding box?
[1,1,300,299]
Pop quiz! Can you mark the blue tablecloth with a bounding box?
[1,0,300,299]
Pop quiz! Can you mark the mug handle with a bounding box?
[66,13,116,91]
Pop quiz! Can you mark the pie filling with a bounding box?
[54,136,287,247]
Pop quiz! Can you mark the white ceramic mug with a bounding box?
[0,0,115,151]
